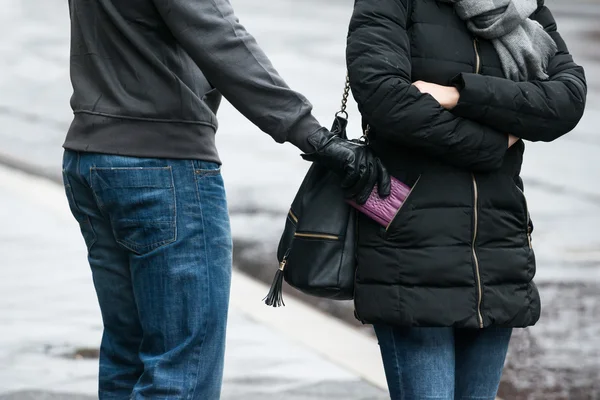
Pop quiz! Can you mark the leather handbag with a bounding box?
[263,114,358,306]
[263,78,359,306]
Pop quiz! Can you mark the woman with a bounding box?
[346,0,586,398]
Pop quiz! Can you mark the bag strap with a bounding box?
[337,74,351,120]
[338,74,370,142]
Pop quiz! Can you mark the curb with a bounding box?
[230,272,387,390]
[0,151,62,184]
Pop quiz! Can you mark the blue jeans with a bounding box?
[374,326,512,400]
[62,150,233,399]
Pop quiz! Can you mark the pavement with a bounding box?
[0,165,388,399]
[0,0,599,398]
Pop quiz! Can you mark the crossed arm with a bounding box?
[346,0,586,173]
[411,81,521,148]
[408,2,586,144]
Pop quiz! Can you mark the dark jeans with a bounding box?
[374,325,512,400]
[62,150,232,399]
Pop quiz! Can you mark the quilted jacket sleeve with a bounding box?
[346,0,509,172]
[450,2,587,142]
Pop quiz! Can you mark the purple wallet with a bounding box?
[347,177,413,228]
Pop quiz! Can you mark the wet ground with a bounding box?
[0,166,388,399]
[0,0,598,398]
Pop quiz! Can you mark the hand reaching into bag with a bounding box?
[301,128,391,205]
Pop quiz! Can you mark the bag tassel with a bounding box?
[263,259,287,307]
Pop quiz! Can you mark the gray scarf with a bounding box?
[440,0,557,81]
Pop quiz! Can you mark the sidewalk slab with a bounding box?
[0,165,387,399]
[0,393,93,400]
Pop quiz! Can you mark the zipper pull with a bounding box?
[359,124,371,144]
[279,259,287,271]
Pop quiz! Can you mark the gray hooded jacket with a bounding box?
[64,0,320,161]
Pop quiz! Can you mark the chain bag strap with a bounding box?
[337,74,370,144]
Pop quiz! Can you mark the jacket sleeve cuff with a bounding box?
[286,115,324,154]
[450,73,492,120]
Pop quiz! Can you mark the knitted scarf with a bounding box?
[439,0,557,81]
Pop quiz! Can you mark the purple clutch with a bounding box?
[347,177,413,229]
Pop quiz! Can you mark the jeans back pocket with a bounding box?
[91,166,177,255]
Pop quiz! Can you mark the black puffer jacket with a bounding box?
[347,0,586,328]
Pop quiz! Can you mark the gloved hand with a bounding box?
[302,128,391,204]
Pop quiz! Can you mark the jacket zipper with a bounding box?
[471,175,484,328]
[472,38,484,328]
[294,232,339,241]
[516,186,533,249]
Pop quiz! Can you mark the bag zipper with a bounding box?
[294,232,340,241]
[472,38,484,328]
[288,209,299,224]
[279,257,287,271]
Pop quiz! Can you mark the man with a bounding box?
[62,0,389,398]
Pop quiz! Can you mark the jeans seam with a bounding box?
[62,166,99,250]
[459,397,497,400]
[90,166,108,216]
[83,216,98,250]
[388,327,404,400]
[76,150,81,180]
[170,167,178,248]
[188,160,211,400]
[115,236,176,254]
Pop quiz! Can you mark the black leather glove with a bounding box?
[302,128,391,204]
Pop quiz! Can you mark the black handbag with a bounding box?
[264,78,360,306]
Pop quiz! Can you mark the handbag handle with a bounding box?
[337,75,351,119]
[338,74,370,142]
